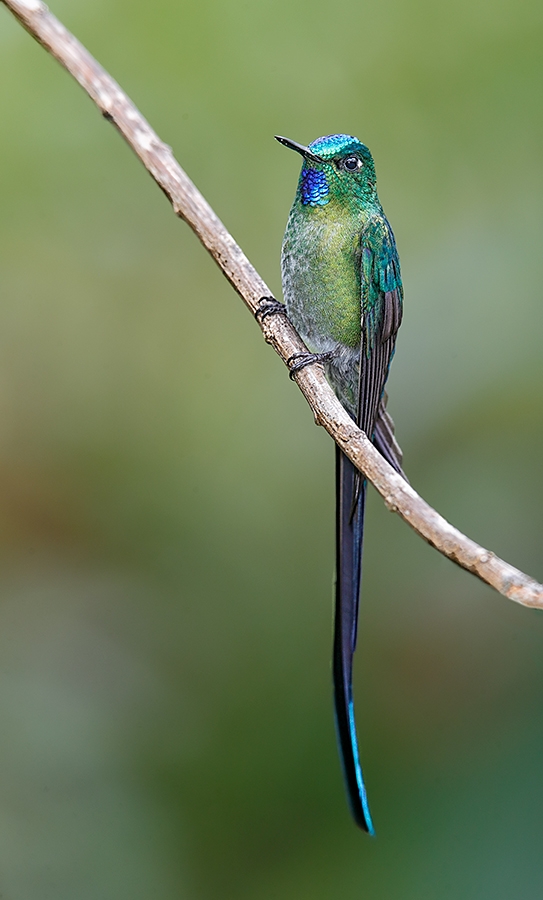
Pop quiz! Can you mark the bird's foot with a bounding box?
[255,296,288,324]
[287,351,334,380]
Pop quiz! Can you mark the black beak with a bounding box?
[275,135,324,164]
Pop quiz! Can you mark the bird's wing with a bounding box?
[357,215,403,441]
[334,214,403,833]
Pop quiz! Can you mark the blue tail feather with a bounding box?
[334,446,374,834]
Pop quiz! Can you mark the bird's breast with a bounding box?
[281,207,362,351]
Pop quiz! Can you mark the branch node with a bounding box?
[384,495,398,512]
[313,410,325,427]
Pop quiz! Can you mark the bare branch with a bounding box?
[3,0,543,609]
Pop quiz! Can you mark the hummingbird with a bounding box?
[275,133,405,833]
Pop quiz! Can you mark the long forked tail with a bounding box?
[334,445,374,834]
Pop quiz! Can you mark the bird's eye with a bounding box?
[342,155,361,171]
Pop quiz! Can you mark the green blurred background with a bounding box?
[0,0,543,896]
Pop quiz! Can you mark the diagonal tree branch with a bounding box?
[2,0,543,609]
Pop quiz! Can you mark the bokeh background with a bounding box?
[0,0,543,896]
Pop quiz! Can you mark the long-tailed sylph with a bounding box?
[276,133,405,833]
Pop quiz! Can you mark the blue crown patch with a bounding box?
[309,133,357,157]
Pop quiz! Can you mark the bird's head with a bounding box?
[275,133,377,208]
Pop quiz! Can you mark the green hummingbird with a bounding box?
[275,133,405,833]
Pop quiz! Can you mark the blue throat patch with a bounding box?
[301,168,329,207]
